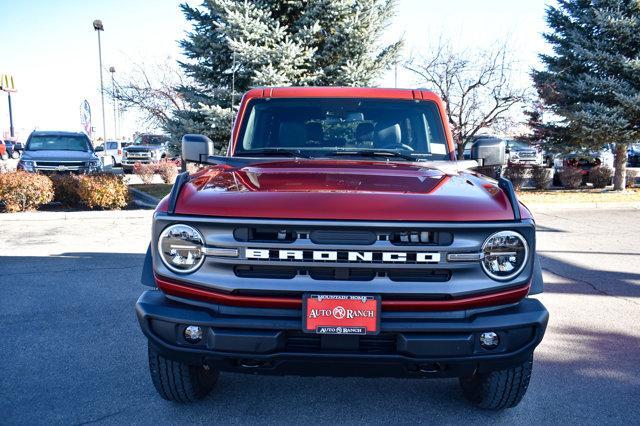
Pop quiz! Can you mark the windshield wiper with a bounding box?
[328,150,417,161]
[235,148,312,159]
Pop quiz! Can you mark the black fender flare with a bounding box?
[529,253,544,295]
[141,244,156,287]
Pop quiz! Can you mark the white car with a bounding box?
[103,140,132,166]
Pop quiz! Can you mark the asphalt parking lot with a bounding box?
[0,208,639,425]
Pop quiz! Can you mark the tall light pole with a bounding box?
[93,19,106,142]
[109,66,117,139]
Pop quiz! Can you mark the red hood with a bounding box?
[166,160,520,221]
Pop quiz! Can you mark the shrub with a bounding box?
[155,160,179,184]
[186,163,202,174]
[133,162,156,184]
[0,171,54,212]
[50,174,82,207]
[625,170,638,188]
[587,165,613,188]
[558,167,583,189]
[77,173,129,210]
[530,165,551,190]
[503,163,527,190]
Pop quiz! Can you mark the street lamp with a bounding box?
[93,19,107,142]
[109,66,117,139]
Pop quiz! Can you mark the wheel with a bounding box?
[11,151,19,159]
[545,157,553,168]
[148,344,219,402]
[459,355,533,410]
[111,156,117,166]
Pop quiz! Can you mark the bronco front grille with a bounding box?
[153,215,536,295]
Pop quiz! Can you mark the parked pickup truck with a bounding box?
[121,134,171,172]
[135,87,548,410]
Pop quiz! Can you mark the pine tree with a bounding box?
[532,0,640,190]
[166,0,402,152]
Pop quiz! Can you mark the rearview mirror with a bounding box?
[471,138,506,167]
[182,134,214,163]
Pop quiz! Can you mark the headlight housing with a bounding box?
[18,160,35,171]
[158,224,206,274]
[481,231,529,281]
[87,159,102,171]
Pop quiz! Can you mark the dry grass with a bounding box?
[130,184,173,200]
[518,188,640,204]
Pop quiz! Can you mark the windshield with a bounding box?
[134,135,169,145]
[235,98,450,160]
[506,140,532,150]
[26,135,91,151]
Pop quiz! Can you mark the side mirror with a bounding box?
[182,134,214,163]
[471,138,506,167]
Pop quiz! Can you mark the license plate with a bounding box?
[303,294,380,335]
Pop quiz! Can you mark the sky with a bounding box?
[0,0,552,141]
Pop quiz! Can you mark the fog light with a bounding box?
[480,331,500,349]
[184,325,203,344]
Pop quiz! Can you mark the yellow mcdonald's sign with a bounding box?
[0,74,16,92]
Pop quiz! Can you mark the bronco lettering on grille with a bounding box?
[245,249,440,263]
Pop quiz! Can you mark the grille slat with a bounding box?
[233,265,451,282]
[286,331,397,353]
[35,161,85,167]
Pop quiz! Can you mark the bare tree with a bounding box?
[107,57,188,131]
[406,41,528,156]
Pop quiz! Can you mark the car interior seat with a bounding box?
[373,123,401,149]
[278,121,308,148]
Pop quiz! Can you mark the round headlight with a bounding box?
[481,231,528,281]
[158,224,205,274]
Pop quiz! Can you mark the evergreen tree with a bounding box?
[167,0,402,152]
[532,0,640,190]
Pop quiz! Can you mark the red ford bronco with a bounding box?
[136,87,548,410]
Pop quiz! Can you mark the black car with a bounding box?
[17,131,102,174]
[4,140,21,159]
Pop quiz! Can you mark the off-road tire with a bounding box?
[148,344,219,402]
[459,355,533,410]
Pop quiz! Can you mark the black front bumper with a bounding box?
[136,290,548,378]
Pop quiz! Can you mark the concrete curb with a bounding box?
[129,187,161,206]
[0,209,154,221]
[527,201,640,212]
